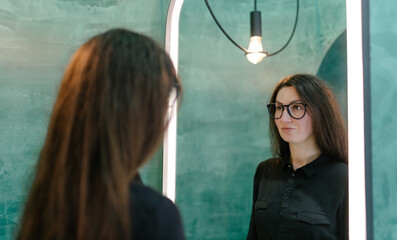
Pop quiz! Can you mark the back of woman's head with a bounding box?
[269,74,347,164]
[58,28,179,173]
[17,29,181,240]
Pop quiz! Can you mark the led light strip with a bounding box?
[346,0,367,239]
[163,0,184,202]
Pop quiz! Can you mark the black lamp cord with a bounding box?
[204,0,300,57]
[267,0,299,56]
[204,0,248,53]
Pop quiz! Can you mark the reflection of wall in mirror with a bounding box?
[176,0,347,239]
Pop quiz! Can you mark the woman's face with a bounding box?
[274,86,315,146]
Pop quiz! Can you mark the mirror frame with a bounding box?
[164,0,371,239]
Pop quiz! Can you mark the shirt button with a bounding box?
[291,173,295,177]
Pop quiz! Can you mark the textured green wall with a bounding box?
[0,1,169,239]
[317,30,347,118]
[176,0,346,239]
[370,0,397,239]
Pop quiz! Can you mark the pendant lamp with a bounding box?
[204,0,299,64]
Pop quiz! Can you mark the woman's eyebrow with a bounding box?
[275,99,302,104]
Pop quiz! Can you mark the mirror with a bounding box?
[165,0,368,239]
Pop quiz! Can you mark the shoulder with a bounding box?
[319,155,348,186]
[130,183,180,219]
[130,183,167,207]
[254,158,284,179]
[324,156,348,176]
[256,158,284,172]
[321,156,348,200]
[130,184,185,240]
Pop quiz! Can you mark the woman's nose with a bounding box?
[280,109,292,122]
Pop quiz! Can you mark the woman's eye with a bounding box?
[292,104,301,110]
[276,106,283,111]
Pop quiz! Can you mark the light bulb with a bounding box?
[246,36,267,64]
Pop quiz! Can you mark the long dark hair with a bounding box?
[17,29,181,240]
[269,74,347,164]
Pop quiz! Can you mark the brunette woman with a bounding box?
[247,74,348,240]
[17,29,184,240]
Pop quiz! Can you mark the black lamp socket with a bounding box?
[250,10,262,37]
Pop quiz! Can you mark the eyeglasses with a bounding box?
[267,102,308,119]
[168,80,180,108]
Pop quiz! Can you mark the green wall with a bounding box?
[0,1,169,239]
[176,0,346,239]
[370,0,397,239]
[1,0,370,239]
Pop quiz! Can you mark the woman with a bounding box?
[17,29,185,240]
[247,74,348,240]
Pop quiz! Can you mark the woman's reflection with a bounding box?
[247,74,348,240]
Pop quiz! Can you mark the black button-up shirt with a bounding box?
[247,154,348,240]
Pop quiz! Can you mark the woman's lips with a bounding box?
[281,127,294,132]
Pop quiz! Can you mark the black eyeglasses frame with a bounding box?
[266,103,308,120]
[168,78,181,108]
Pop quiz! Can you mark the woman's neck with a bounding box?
[289,140,322,170]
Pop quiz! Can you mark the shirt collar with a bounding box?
[283,154,331,178]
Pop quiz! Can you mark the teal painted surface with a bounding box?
[370,0,397,239]
[317,30,347,119]
[0,1,169,239]
[177,0,346,239]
